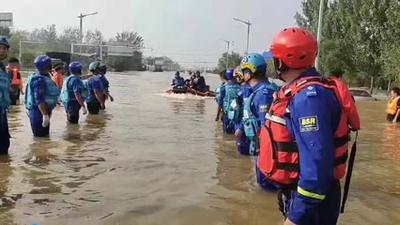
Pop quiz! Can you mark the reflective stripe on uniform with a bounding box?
[266,113,286,126]
[297,186,325,200]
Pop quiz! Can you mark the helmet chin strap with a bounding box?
[245,76,253,84]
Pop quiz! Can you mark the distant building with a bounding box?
[0,12,13,28]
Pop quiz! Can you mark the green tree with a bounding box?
[59,27,81,44]
[0,27,11,38]
[295,0,400,90]
[217,52,243,72]
[112,31,144,48]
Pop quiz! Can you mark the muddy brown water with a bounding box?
[0,71,399,225]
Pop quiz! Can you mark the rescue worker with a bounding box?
[6,57,24,105]
[98,63,114,108]
[60,62,88,124]
[233,67,253,155]
[258,27,361,225]
[217,68,241,134]
[0,36,11,154]
[51,63,65,90]
[236,53,278,190]
[214,70,227,122]
[25,55,60,137]
[171,71,185,87]
[194,70,206,92]
[85,62,105,115]
[386,87,400,123]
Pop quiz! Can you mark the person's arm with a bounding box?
[254,89,274,126]
[285,86,340,225]
[92,80,105,106]
[393,100,400,122]
[72,79,86,108]
[33,77,50,126]
[171,79,176,86]
[216,86,226,121]
[103,91,114,102]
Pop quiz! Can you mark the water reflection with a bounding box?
[0,155,16,225]
[210,126,283,225]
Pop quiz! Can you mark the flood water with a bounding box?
[0,71,399,225]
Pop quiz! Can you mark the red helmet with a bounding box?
[270,27,318,69]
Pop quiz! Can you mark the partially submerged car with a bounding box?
[349,89,378,101]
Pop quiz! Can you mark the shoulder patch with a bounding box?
[299,116,319,132]
[259,104,269,112]
[263,88,271,95]
[305,85,317,97]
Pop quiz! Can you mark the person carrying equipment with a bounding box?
[237,53,279,191]
[60,62,88,124]
[25,55,60,137]
[216,68,241,134]
[258,27,360,225]
[85,62,105,114]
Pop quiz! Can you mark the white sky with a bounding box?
[2,0,302,68]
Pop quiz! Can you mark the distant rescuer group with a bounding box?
[212,27,363,225]
[0,35,114,153]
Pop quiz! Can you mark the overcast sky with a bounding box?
[2,0,302,68]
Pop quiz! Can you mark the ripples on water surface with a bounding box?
[0,72,399,225]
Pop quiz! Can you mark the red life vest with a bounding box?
[258,76,360,186]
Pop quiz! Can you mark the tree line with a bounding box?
[0,25,146,71]
[296,0,400,92]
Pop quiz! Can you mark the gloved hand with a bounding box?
[82,107,88,115]
[42,115,50,127]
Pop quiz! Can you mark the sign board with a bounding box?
[0,12,13,28]
[107,42,137,57]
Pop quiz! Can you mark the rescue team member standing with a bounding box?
[85,62,105,114]
[258,27,360,225]
[236,53,278,190]
[60,62,88,124]
[233,67,253,155]
[98,64,114,109]
[51,63,65,90]
[0,36,11,154]
[25,55,60,137]
[6,57,24,105]
[217,68,241,134]
[214,70,227,122]
[386,87,400,122]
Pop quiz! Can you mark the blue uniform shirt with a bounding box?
[249,80,274,126]
[67,75,84,111]
[285,67,342,224]
[172,77,185,87]
[31,72,48,107]
[98,74,110,90]
[68,76,83,94]
[86,77,103,103]
[241,83,253,103]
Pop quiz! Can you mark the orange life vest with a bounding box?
[6,65,23,88]
[51,70,64,90]
[258,76,360,186]
[386,96,400,115]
